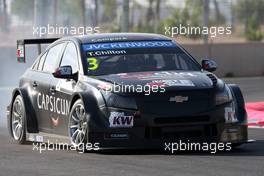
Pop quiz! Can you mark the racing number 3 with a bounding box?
[87,58,98,70]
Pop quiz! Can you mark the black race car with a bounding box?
[7,33,250,150]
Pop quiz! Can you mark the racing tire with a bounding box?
[10,95,27,144]
[228,84,248,148]
[228,84,246,122]
[68,99,90,152]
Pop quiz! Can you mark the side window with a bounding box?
[37,52,47,71]
[177,54,193,70]
[32,59,39,70]
[43,43,64,73]
[152,54,165,69]
[60,43,79,73]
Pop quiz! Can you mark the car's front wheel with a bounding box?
[68,99,89,147]
[11,95,27,144]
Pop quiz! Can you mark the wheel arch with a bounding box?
[227,84,247,122]
[8,88,39,135]
[70,91,105,114]
[69,90,106,126]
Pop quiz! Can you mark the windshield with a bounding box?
[82,41,201,76]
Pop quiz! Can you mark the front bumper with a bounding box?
[87,102,249,149]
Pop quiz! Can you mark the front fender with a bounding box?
[69,89,108,131]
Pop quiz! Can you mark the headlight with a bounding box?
[216,85,233,105]
[101,92,138,110]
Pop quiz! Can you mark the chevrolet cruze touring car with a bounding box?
[7,33,250,150]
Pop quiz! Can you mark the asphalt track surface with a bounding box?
[0,77,263,176]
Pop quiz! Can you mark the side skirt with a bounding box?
[26,132,71,144]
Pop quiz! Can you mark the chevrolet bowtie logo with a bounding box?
[169,96,189,103]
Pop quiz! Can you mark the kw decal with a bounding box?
[109,112,134,128]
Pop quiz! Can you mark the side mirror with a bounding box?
[52,66,74,79]
[201,59,217,72]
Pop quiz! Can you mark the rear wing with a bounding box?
[17,38,59,63]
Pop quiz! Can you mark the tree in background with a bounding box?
[159,0,203,39]
[213,0,225,24]
[52,0,58,25]
[146,0,154,30]
[154,0,161,33]
[130,0,144,32]
[2,0,9,32]
[34,0,49,37]
[100,0,119,32]
[102,0,117,23]
[158,0,229,42]
[80,0,86,27]
[134,0,162,33]
[58,0,85,26]
[146,0,161,33]
[120,0,129,32]
[11,0,34,22]
[203,0,209,43]
[94,0,99,26]
[235,0,264,41]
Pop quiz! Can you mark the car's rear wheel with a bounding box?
[11,95,26,144]
[68,99,89,147]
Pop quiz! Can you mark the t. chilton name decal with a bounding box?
[37,93,70,115]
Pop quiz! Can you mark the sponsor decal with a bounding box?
[118,71,196,80]
[87,50,126,57]
[109,112,134,128]
[37,93,70,116]
[104,133,129,139]
[224,107,237,123]
[146,81,166,87]
[36,135,44,142]
[87,58,99,70]
[82,40,176,51]
[110,133,128,138]
[152,79,195,87]
[28,134,35,142]
[28,134,44,142]
[169,96,189,103]
[51,117,60,127]
[17,45,25,62]
[91,37,128,42]
[17,45,24,57]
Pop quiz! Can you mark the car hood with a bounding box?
[96,71,215,90]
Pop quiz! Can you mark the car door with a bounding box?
[49,42,80,135]
[33,42,66,133]
[29,51,49,132]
